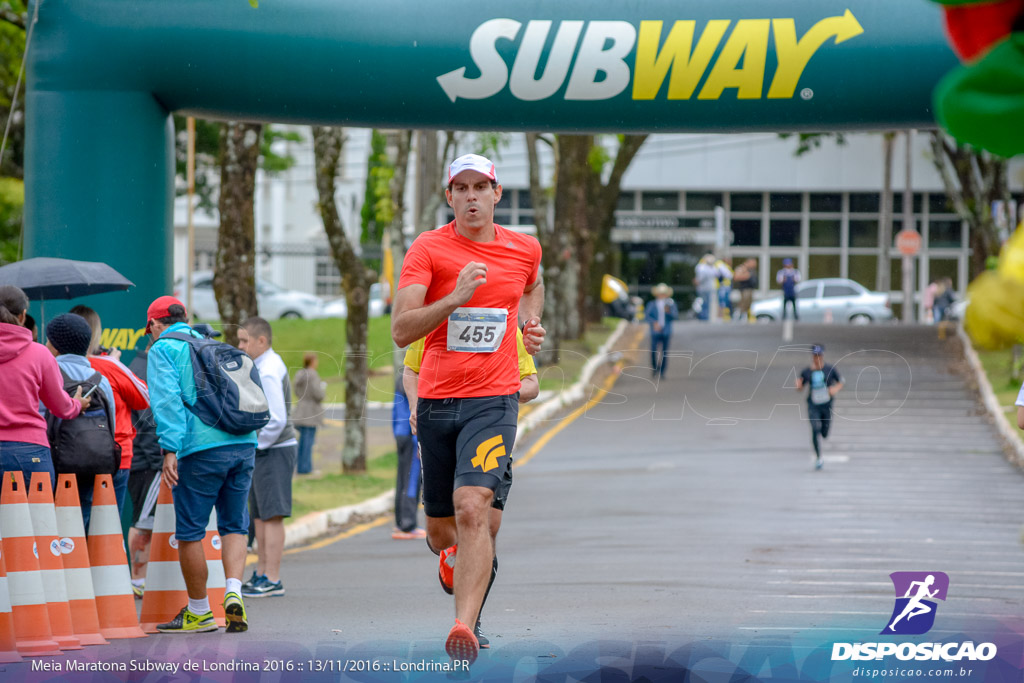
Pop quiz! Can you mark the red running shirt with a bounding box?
[399,222,542,399]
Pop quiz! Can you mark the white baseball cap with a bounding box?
[446,153,497,185]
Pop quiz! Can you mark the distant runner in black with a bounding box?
[794,344,844,470]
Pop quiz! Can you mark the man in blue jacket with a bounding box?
[145,296,257,634]
[644,283,678,379]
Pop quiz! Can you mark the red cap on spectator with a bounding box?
[145,295,186,334]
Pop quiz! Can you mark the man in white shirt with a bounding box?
[237,316,297,598]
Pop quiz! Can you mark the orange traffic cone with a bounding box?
[54,475,108,646]
[86,474,145,639]
[0,502,24,663]
[139,478,185,632]
[0,471,61,656]
[141,480,228,631]
[25,473,82,650]
[203,508,227,627]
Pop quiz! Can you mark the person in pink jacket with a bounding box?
[0,285,91,484]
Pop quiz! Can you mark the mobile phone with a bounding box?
[81,384,99,400]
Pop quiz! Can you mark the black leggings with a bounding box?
[809,403,832,457]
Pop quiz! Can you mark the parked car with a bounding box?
[173,271,325,320]
[751,278,893,324]
[322,282,387,319]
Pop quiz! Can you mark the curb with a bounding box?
[957,324,1024,468]
[283,319,632,547]
[284,490,394,549]
[514,319,631,446]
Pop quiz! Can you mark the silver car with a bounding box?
[751,278,893,324]
[173,270,325,320]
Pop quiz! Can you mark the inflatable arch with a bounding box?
[24,0,956,343]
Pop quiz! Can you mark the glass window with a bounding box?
[928,193,954,215]
[929,220,962,248]
[517,190,532,209]
[848,219,878,248]
[497,192,511,209]
[642,192,679,212]
[796,282,818,300]
[770,193,802,213]
[769,219,800,247]
[617,192,636,211]
[809,219,840,247]
[494,210,514,225]
[686,192,722,212]
[848,254,879,290]
[893,193,924,214]
[730,193,762,212]
[823,283,860,298]
[808,254,841,280]
[849,193,880,213]
[929,259,959,290]
[730,219,761,247]
[809,193,842,213]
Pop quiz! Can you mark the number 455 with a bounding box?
[459,326,495,343]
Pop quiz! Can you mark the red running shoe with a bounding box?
[445,619,479,664]
[438,545,456,595]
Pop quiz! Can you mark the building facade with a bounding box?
[175,130,1024,318]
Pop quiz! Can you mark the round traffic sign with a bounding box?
[896,229,921,256]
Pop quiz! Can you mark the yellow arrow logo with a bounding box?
[768,9,864,99]
[471,435,506,473]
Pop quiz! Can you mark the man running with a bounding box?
[391,153,544,663]
[794,344,843,470]
[888,575,939,632]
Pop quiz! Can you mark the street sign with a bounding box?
[896,230,922,256]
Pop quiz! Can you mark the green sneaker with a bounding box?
[224,592,248,633]
[156,606,217,633]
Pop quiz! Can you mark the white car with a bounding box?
[751,278,893,324]
[322,282,387,319]
[173,271,325,320]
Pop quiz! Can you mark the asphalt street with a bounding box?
[7,322,1024,680]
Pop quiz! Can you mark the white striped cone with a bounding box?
[139,479,186,632]
[0,471,61,656]
[0,512,24,662]
[25,473,82,650]
[53,475,107,646]
[203,509,226,627]
[86,475,146,639]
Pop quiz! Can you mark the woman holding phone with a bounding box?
[0,286,92,485]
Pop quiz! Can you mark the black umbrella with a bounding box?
[0,257,135,339]
[0,257,134,299]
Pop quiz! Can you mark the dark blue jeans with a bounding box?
[0,441,55,490]
[296,426,317,474]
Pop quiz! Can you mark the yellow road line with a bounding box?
[274,328,637,558]
[247,516,390,563]
[514,368,621,470]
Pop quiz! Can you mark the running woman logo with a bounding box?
[472,435,506,472]
[881,572,949,635]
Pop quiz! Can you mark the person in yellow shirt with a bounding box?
[401,327,537,649]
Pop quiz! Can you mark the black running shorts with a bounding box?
[417,393,519,518]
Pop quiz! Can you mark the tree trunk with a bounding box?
[586,134,647,324]
[526,133,558,361]
[312,125,373,473]
[928,132,1011,279]
[214,121,261,347]
[554,135,589,344]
